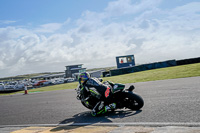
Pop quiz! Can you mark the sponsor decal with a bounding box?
[114,85,118,89]
[105,87,111,98]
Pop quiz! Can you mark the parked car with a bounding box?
[55,80,64,84]
[14,83,25,90]
[67,78,75,82]
[4,85,15,90]
[0,83,4,90]
[33,80,47,86]
[43,81,52,85]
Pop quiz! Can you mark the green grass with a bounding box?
[103,63,200,84]
[1,63,200,96]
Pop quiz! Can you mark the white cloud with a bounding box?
[0,61,5,68]
[34,18,71,33]
[0,0,200,78]
[34,23,63,33]
[0,20,17,24]
[104,0,162,17]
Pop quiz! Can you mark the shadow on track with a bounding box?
[50,110,142,132]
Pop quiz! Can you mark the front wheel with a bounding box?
[81,96,98,110]
[81,100,93,110]
[124,92,144,110]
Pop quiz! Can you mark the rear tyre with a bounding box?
[124,92,144,110]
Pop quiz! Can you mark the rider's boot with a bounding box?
[91,101,105,116]
[105,103,116,111]
[91,102,116,116]
[109,103,116,110]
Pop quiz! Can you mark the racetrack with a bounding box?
[0,77,199,126]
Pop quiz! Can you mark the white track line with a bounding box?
[1,122,200,128]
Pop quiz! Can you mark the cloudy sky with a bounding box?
[0,0,200,78]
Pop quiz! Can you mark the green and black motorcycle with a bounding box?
[76,80,144,112]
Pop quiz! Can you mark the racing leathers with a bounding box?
[79,77,116,116]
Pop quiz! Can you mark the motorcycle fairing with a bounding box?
[112,83,125,93]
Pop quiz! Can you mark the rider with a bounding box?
[78,72,116,116]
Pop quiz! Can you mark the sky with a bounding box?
[0,0,200,78]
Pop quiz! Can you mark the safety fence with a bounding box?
[105,57,200,77]
[176,57,200,66]
[110,60,177,76]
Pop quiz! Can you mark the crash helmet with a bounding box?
[79,72,90,84]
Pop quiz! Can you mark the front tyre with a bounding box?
[81,100,93,110]
[124,92,144,110]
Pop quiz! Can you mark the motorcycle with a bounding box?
[76,80,144,112]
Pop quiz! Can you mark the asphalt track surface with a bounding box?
[0,77,200,126]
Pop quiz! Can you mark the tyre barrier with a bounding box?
[176,57,200,66]
[110,60,177,76]
[104,57,200,77]
[110,57,200,76]
[103,71,110,77]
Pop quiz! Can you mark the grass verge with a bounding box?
[103,63,200,84]
[1,63,200,96]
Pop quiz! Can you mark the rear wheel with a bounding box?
[124,92,144,110]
